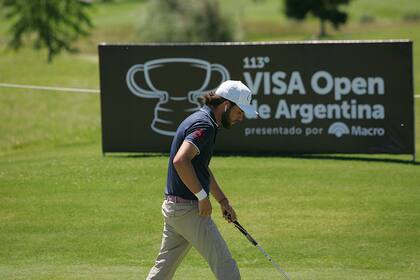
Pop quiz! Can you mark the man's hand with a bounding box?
[198,197,212,217]
[220,199,237,222]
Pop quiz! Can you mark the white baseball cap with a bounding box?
[215,80,258,118]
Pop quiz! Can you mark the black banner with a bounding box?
[98,41,415,155]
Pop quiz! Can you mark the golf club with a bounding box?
[224,211,292,280]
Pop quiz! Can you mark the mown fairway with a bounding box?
[1,132,419,279]
[1,0,420,279]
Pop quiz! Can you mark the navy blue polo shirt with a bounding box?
[165,105,219,200]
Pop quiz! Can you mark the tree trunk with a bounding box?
[319,18,327,38]
[47,49,53,63]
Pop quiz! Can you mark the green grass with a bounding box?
[1,0,420,279]
[0,47,98,88]
[0,137,419,279]
[0,89,99,152]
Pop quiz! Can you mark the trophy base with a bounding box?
[151,101,201,136]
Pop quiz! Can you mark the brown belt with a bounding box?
[165,195,197,204]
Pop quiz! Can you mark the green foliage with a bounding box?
[1,0,93,62]
[284,0,351,37]
[138,0,237,42]
[188,0,237,42]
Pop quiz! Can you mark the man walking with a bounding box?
[146,80,258,280]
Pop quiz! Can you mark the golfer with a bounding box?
[146,80,258,280]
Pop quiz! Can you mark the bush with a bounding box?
[403,12,420,22]
[359,14,375,24]
[137,0,238,42]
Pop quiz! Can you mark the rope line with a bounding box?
[1,82,420,98]
[0,83,100,93]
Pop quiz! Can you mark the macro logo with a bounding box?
[126,58,230,136]
[328,122,350,138]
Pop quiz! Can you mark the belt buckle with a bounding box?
[166,195,182,203]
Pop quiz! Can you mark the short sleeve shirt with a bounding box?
[165,106,219,200]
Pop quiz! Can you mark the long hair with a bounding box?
[201,91,234,108]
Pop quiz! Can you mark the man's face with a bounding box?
[222,105,244,129]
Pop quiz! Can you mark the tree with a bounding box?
[1,0,93,62]
[138,0,237,42]
[189,0,235,42]
[284,0,350,37]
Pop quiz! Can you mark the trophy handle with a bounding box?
[126,64,167,101]
[187,63,231,103]
[210,63,230,83]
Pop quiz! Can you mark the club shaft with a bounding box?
[233,221,292,280]
[256,245,292,280]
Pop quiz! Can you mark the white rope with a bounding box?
[0,83,99,93]
[0,82,419,98]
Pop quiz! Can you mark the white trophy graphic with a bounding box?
[126,58,230,136]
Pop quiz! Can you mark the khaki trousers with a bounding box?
[146,200,241,280]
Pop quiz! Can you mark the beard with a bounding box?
[221,109,232,129]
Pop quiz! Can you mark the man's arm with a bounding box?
[209,168,237,222]
[173,141,212,217]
